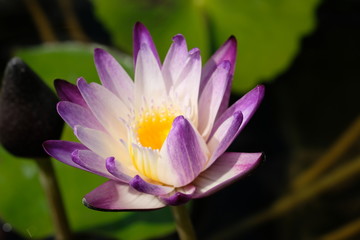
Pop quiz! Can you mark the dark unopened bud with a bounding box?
[0,57,64,158]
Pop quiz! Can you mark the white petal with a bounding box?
[135,44,167,109]
[57,101,104,131]
[130,143,161,183]
[198,61,231,140]
[94,48,134,104]
[77,78,129,140]
[83,180,165,211]
[193,152,262,198]
[74,125,132,168]
[162,34,188,91]
[171,48,202,126]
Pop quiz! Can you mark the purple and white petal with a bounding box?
[133,22,160,68]
[57,101,104,131]
[129,175,174,196]
[94,48,134,104]
[206,111,243,169]
[106,157,135,183]
[43,140,88,171]
[83,180,166,211]
[198,60,231,140]
[77,78,128,140]
[54,79,87,107]
[71,149,118,180]
[200,36,237,93]
[201,36,237,117]
[162,34,188,91]
[134,44,167,108]
[212,85,265,137]
[159,116,208,187]
[193,152,263,198]
[74,125,131,167]
[159,191,193,206]
[177,184,196,195]
[171,49,202,124]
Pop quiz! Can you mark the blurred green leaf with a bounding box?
[206,0,321,92]
[93,0,210,61]
[14,42,133,86]
[0,148,52,238]
[93,0,320,93]
[0,43,174,239]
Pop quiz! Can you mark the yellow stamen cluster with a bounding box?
[136,107,177,150]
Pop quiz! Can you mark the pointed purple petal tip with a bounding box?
[129,175,147,191]
[55,101,62,115]
[53,79,67,90]
[94,47,105,53]
[105,157,132,183]
[160,192,192,206]
[54,79,73,99]
[54,79,89,107]
[172,115,186,127]
[172,34,185,43]
[171,115,194,133]
[252,84,266,106]
[82,197,121,212]
[227,35,237,45]
[134,21,146,30]
[189,48,200,56]
[221,36,237,56]
[94,47,102,55]
[133,22,152,39]
[133,22,160,67]
[105,156,116,171]
[76,77,87,86]
[220,60,231,71]
[232,110,243,125]
[256,84,265,97]
[94,48,108,60]
[71,149,80,164]
[42,140,53,156]
[129,175,173,196]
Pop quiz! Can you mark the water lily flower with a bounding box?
[43,23,264,211]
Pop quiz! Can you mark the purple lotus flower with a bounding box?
[43,23,264,210]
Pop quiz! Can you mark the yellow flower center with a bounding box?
[136,108,177,150]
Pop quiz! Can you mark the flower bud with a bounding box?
[0,57,64,158]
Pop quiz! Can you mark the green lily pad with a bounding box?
[205,0,321,92]
[14,42,133,86]
[93,0,321,93]
[0,43,174,239]
[93,0,210,61]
